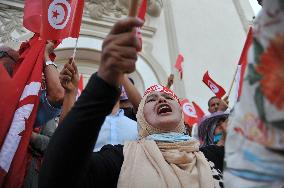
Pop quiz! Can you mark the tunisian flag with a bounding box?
[234,27,253,102]
[175,54,184,79]
[180,99,205,126]
[202,71,226,99]
[23,0,84,40]
[0,36,45,188]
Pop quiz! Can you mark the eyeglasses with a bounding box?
[0,51,16,62]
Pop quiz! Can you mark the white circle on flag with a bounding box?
[208,80,219,94]
[48,0,71,30]
[182,102,197,118]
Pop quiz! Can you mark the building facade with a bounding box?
[0,0,255,112]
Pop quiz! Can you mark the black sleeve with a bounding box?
[82,145,124,188]
[39,73,121,188]
[122,107,137,121]
[200,145,224,172]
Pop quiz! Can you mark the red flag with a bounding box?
[76,74,84,99]
[136,0,147,52]
[41,0,84,40]
[202,71,226,99]
[0,36,45,187]
[175,54,184,79]
[181,99,205,126]
[23,0,42,33]
[235,27,253,101]
[138,0,147,21]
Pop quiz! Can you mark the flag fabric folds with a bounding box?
[0,35,45,188]
[202,71,226,99]
[234,27,253,102]
[23,0,42,33]
[174,54,184,79]
[180,99,205,127]
[23,0,84,40]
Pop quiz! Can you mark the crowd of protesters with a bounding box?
[0,0,283,187]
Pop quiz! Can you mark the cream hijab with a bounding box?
[117,89,215,188]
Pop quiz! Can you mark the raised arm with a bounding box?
[44,41,65,106]
[39,17,144,188]
[121,74,142,111]
[58,59,79,124]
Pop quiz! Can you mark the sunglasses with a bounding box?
[0,51,17,62]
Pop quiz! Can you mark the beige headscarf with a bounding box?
[117,86,215,188]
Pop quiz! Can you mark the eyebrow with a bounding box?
[146,93,158,100]
[161,93,172,98]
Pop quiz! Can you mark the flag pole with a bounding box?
[227,65,238,97]
[128,0,139,17]
[71,37,79,63]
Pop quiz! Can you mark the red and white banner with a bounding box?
[144,84,179,102]
[234,27,253,102]
[180,99,205,127]
[175,54,184,79]
[0,36,45,188]
[202,71,226,99]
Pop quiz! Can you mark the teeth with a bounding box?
[158,104,171,114]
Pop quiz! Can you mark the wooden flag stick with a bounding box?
[128,0,139,17]
[71,37,79,64]
[227,65,239,97]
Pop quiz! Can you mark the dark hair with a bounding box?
[208,96,218,107]
[0,46,18,76]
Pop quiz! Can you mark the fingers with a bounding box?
[60,62,76,83]
[71,60,78,74]
[98,18,144,86]
[60,74,72,82]
[102,45,137,69]
[106,31,139,49]
[109,17,144,35]
[45,41,55,54]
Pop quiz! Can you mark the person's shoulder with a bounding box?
[98,144,124,157]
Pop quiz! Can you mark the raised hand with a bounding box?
[97,17,144,87]
[59,59,79,94]
[218,96,229,112]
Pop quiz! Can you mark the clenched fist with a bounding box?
[97,17,144,86]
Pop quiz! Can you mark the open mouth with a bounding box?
[157,104,172,115]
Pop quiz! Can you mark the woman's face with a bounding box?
[143,91,182,131]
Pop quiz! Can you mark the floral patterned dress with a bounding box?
[224,0,284,187]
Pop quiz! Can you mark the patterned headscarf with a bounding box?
[198,111,229,147]
[136,84,185,138]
